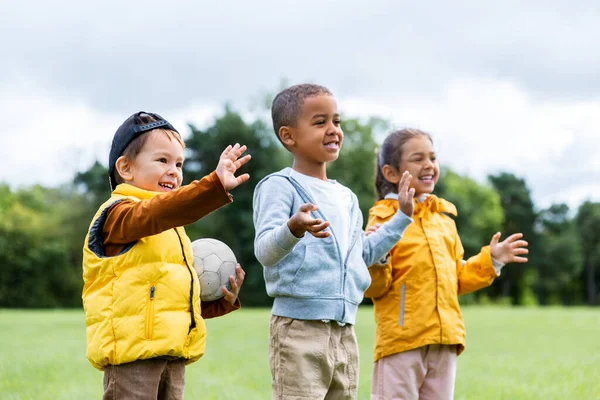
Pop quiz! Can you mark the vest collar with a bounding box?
[112,184,161,200]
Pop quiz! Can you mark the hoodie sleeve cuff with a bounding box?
[273,223,303,251]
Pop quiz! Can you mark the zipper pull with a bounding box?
[150,285,155,300]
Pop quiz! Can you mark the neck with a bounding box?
[292,159,328,181]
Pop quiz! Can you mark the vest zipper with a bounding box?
[145,285,155,339]
[174,228,197,333]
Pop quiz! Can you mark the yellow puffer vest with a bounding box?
[365,196,497,361]
[82,184,205,370]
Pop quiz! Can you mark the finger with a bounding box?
[513,248,529,255]
[233,154,252,170]
[229,144,247,160]
[228,275,239,293]
[307,221,330,233]
[303,218,324,227]
[311,230,331,238]
[234,173,251,186]
[513,256,528,263]
[220,145,233,159]
[398,171,410,195]
[221,287,235,298]
[235,264,245,286]
[489,232,501,246]
[298,203,317,213]
[505,233,524,243]
[511,240,528,249]
[407,187,415,200]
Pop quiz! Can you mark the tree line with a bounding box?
[1,106,598,308]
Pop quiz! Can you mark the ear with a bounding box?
[279,126,295,147]
[382,164,400,184]
[115,156,134,182]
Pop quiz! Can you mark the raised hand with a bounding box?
[215,143,252,191]
[397,171,416,217]
[490,232,529,264]
[222,264,245,306]
[287,203,331,239]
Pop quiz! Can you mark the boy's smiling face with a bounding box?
[116,130,185,192]
[281,94,343,178]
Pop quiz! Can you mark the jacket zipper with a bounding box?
[340,207,363,321]
[286,174,349,321]
[146,285,155,339]
[174,228,197,333]
[399,283,406,327]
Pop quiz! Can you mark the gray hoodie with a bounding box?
[253,168,412,324]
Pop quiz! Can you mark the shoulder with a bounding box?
[369,199,398,220]
[255,168,294,191]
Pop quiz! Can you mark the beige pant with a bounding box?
[371,344,457,400]
[103,358,186,400]
[269,315,359,400]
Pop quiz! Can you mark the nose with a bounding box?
[327,121,341,135]
[167,164,180,178]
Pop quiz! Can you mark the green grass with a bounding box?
[0,307,599,399]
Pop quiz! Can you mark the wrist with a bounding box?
[287,219,305,238]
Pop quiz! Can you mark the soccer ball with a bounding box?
[191,238,237,302]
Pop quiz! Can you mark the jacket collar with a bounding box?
[383,192,457,218]
[112,183,160,200]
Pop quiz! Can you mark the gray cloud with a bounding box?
[2,0,599,113]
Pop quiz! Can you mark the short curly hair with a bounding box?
[271,84,332,143]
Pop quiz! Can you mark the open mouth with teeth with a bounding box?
[159,182,175,191]
[324,140,340,150]
[419,175,435,184]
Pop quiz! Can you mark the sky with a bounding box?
[1,0,599,210]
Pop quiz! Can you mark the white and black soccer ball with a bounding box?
[191,238,237,302]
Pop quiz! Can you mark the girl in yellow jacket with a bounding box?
[366,128,529,400]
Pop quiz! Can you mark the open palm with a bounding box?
[215,143,252,191]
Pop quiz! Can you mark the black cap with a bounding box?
[108,111,180,190]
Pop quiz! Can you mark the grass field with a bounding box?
[0,307,598,399]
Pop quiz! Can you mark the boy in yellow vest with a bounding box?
[82,111,251,399]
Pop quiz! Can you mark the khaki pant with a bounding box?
[371,345,457,400]
[269,315,359,400]
[103,358,186,400]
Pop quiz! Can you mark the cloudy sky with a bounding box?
[1,0,598,209]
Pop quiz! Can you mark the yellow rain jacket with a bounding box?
[365,195,498,361]
[82,184,205,370]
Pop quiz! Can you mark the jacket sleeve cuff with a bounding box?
[208,171,233,204]
[477,245,499,277]
[388,209,413,233]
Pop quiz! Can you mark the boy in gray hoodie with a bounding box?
[253,83,414,400]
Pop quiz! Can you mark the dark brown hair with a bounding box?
[271,83,332,144]
[375,128,433,200]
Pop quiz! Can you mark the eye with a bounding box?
[431,156,437,162]
[158,158,167,163]
[334,119,341,126]
[177,162,183,168]
[315,120,325,125]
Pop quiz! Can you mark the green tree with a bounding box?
[0,185,82,307]
[538,204,583,304]
[576,201,600,305]
[488,173,540,304]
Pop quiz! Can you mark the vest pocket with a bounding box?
[145,285,156,340]
[399,283,406,327]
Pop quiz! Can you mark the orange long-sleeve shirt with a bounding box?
[102,171,240,318]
